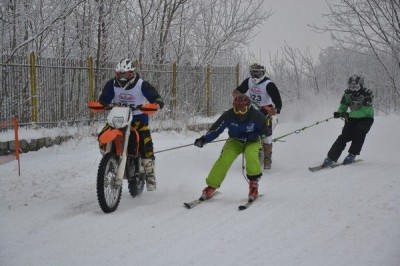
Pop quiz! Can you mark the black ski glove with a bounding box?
[333,112,349,119]
[155,98,164,109]
[194,137,206,148]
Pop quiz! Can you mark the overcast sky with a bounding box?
[248,0,334,66]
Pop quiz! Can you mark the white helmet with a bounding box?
[116,58,135,73]
[249,63,266,84]
[115,59,135,87]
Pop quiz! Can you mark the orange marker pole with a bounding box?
[13,116,20,176]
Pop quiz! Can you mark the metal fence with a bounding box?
[0,53,239,128]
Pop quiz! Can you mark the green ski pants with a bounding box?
[206,139,262,189]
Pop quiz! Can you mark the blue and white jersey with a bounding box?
[236,77,282,112]
[99,74,163,125]
[113,79,146,115]
[246,78,273,107]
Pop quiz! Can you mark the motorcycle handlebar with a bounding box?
[103,102,141,111]
[88,102,159,115]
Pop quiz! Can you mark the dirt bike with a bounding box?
[88,101,159,213]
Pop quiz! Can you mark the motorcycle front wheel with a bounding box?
[97,153,122,213]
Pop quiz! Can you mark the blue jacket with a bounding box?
[203,107,271,143]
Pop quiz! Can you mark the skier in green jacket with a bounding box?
[322,75,374,166]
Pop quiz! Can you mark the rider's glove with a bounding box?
[194,137,206,148]
[155,98,164,109]
[334,112,349,119]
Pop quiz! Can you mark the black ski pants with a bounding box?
[327,117,374,161]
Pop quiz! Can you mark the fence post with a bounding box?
[172,62,177,112]
[206,65,211,116]
[87,55,95,102]
[236,63,240,87]
[29,52,38,123]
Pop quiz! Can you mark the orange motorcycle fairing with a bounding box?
[129,128,140,156]
[139,103,159,115]
[87,101,105,113]
[98,129,124,156]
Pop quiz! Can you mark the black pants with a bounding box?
[327,117,374,161]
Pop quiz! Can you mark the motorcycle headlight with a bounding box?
[111,117,125,128]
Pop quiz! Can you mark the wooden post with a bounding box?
[236,63,240,87]
[206,65,211,116]
[87,55,95,102]
[172,62,177,112]
[29,52,38,123]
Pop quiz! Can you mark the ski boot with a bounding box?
[322,157,334,167]
[201,186,216,200]
[343,153,356,165]
[248,180,259,201]
[263,143,272,170]
[143,159,156,191]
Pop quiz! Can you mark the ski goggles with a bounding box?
[250,70,264,79]
[233,105,249,115]
[116,71,134,81]
[348,82,360,91]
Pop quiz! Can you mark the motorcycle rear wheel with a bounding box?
[127,158,145,197]
[97,153,122,213]
[128,174,145,197]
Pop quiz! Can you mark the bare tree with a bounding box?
[311,0,400,99]
[187,0,270,65]
[282,42,304,100]
[299,47,321,95]
[1,0,87,60]
[136,0,161,64]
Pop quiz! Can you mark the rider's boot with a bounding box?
[263,143,273,170]
[142,158,156,191]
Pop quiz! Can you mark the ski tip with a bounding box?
[183,203,193,209]
[308,165,326,172]
[238,205,247,211]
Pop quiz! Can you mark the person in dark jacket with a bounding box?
[232,63,282,170]
[98,58,164,191]
[194,94,271,201]
[322,75,374,166]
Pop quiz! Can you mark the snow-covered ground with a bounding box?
[1,113,399,266]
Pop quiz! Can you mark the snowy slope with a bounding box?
[1,115,399,266]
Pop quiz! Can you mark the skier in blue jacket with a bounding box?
[194,94,271,201]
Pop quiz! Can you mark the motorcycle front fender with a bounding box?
[99,129,124,156]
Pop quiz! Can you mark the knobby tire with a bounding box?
[97,153,122,213]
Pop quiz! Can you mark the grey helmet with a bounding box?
[348,75,364,91]
[249,63,266,84]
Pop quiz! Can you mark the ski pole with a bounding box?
[154,138,227,154]
[272,116,334,143]
[241,153,249,184]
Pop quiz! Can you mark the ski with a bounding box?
[308,159,362,172]
[183,191,220,209]
[238,195,263,210]
[331,159,363,168]
[308,165,328,172]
